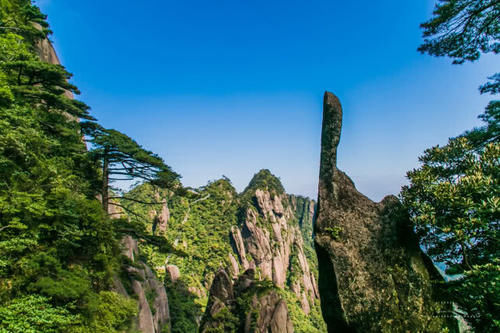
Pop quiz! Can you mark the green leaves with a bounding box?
[0,2,135,331]
[82,122,179,212]
[0,295,80,333]
[82,291,137,332]
[243,169,285,195]
[0,32,91,120]
[419,0,500,64]
[402,108,499,330]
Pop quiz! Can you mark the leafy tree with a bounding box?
[0,2,139,331]
[0,0,51,44]
[419,0,500,64]
[419,0,500,109]
[402,120,499,331]
[0,295,80,333]
[402,1,500,330]
[82,122,179,214]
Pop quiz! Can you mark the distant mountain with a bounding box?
[122,170,326,332]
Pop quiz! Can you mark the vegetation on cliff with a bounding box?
[0,1,176,331]
[123,171,326,332]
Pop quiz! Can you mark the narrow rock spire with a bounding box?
[319,91,343,203]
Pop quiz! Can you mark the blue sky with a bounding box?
[37,0,498,200]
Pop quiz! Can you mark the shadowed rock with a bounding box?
[201,269,294,333]
[114,236,171,333]
[315,91,455,332]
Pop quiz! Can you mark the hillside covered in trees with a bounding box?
[0,1,498,333]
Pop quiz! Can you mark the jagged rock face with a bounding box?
[150,192,170,234]
[114,236,171,333]
[125,176,325,331]
[315,92,453,332]
[201,269,294,333]
[230,172,318,314]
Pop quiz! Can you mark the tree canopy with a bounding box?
[82,122,179,213]
[419,0,500,64]
[402,0,500,331]
[0,1,178,331]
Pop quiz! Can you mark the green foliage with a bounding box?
[0,2,149,332]
[244,169,286,195]
[278,289,327,333]
[123,179,240,331]
[0,29,91,120]
[419,0,500,64]
[0,0,51,44]
[408,2,500,330]
[81,291,138,333]
[125,177,327,332]
[402,134,499,330]
[290,195,320,281]
[0,70,13,106]
[0,295,79,333]
[324,226,343,240]
[166,279,201,333]
[82,122,179,212]
[203,306,239,333]
[465,100,499,148]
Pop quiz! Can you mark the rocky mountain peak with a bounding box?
[243,169,286,196]
[229,170,320,317]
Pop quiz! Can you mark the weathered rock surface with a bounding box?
[166,264,181,283]
[201,269,294,333]
[33,23,74,100]
[229,170,318,314]
[315,91,455,332]
[114,236,171,333]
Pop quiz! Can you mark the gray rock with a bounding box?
[231,226,250,270]
[315,91,455,332]
[244,293,293,333]
[229,177,320,314]
[201,269,294,333]
[119,236,171,333]
[228,253,240,278]
[208,269,234,303]
[166,264,181,283]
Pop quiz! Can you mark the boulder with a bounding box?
[201,269,294,333]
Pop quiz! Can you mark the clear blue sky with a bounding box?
[37,0,497,201]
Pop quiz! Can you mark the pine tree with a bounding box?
[402,1,500,330]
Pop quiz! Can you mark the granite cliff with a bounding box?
[123,172,326,332]
[231,170,319,314]
[200,269,294,333]
[314,92,455,332]
[114,236,171,333]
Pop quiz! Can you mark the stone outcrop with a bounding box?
[315,92,455,332]
[150,191,170,234]
[290,195,316,245]
[114,236,171,333]
[33,23,74,100]
[230,170,318,314]
[124,175,325,331]
[165,264,180,283]
[200,269,294,333]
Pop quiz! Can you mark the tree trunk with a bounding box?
[102,149,109,213]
